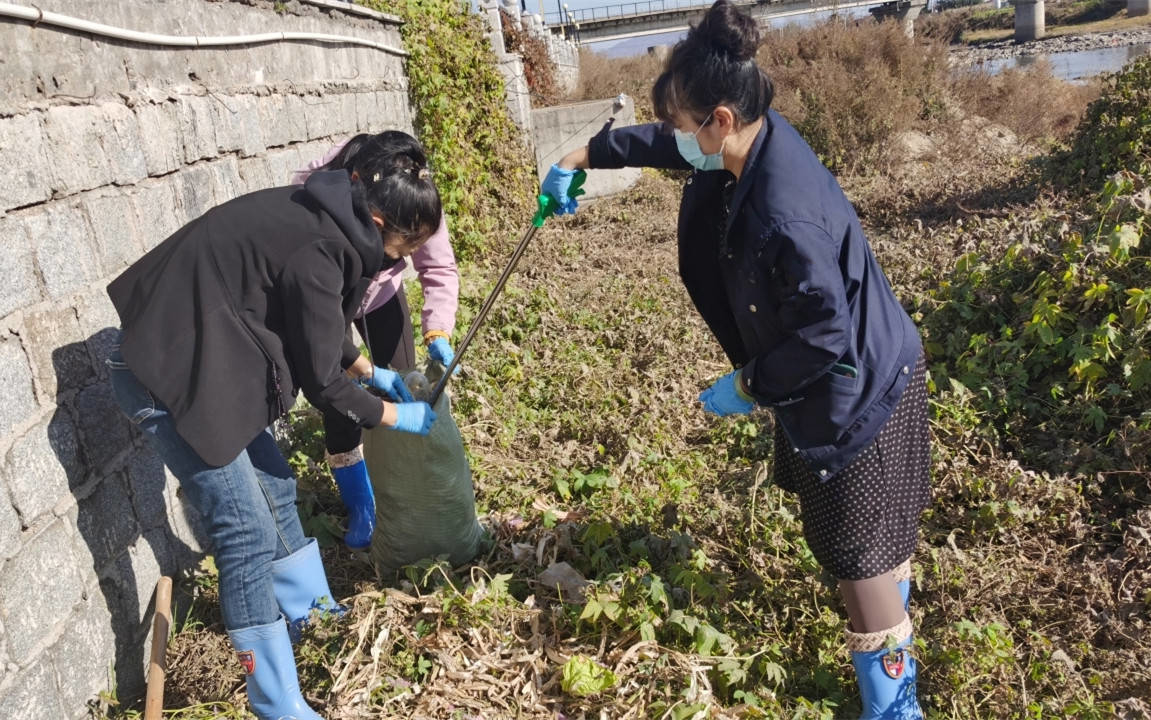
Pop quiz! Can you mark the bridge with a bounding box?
[544,0,926,43]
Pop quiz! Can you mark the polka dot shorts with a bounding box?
[772,354,931,581]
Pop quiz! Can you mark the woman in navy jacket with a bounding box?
[542,2,929,717]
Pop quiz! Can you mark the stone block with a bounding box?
[97,553,149,698]
[0,334,38,445]
[211,156,242,204]
[167,478,208,557]
[355,90,380,133]
[49,593,116,714]
[298,141,335,175]
[127,447,168,532]
[209,93,246,155]
[304,93,345,141]
[129,181,182,249]
[177,94,219,164]
[175,164,218,225]
[73,382,132,474]
[258,94,308,148]
[22,203,101,300]
[74,473,139,575]
[125,532,168,626]
[0,474,22,559]
[43,105,113,195]
[0,113,52,212]
[237,156,274,194]
[0,217,43,320]
[379,90,414,135]
[102,103,148,186]
[81,191,145,276]
[75,293,123,382]
[21,305,91,399]
[265,146,305,188]
[2,414,85,526]
[234,94,266,158]
[0,660,65,720]
[333,93,360,138]
[133,100,183,177]
[0,519,85,664]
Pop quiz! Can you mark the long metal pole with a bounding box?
[428,222,542,406]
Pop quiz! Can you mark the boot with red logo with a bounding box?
[228,617,324,720]
[846,614,923,720]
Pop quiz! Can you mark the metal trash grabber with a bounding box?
[427,170,587,406]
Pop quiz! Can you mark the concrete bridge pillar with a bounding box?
[1130,0,1149,17]
[1014,0,1045,41]
[897,4,922,37]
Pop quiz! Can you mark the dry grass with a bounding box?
[567,48,665,121]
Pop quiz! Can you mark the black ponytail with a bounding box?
[322,131,442,245]
[652,0,774,125]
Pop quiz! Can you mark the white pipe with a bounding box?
[0,2,407,57]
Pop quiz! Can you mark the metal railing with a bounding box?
[543,0,717,25]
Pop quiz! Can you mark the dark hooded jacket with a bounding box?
[107,171,387,466]
[588,112,922,479]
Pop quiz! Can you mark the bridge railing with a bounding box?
[543,0,717,25]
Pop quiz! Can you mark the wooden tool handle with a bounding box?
[144,576,173,720]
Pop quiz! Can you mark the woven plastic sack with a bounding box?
[364,367,487,575]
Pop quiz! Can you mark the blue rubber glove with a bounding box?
[390,402,437,435]
[699,369,755,416]
[362,365,414,403]
[541,164,580,215]
[427,336,459,374]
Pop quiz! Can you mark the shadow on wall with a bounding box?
[49,327,207,704]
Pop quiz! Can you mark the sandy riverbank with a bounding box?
[949,25,1151,64]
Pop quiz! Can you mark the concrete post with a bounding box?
[897,4,921,37]
[1130,0,1149,17]
[1014,0,1044,41]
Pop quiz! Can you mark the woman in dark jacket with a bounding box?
[541,3,929,717]
[106,132,440,720]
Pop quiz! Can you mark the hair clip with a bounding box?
[371,172,381,183]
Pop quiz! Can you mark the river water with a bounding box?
[973,41,1151,80]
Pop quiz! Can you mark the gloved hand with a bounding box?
[361,366,414,403]
[427,336,459,374]
[699,369,755,416]
[390,402,437,435]
[541,164,581,215]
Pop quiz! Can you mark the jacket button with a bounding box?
[819,469,829,478]
[902,365,910,375]
[749,304,757,312]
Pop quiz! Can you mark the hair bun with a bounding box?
[694,0,760,63]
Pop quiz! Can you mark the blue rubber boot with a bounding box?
[271,538,345,642]
[847,616,924,720]
[327,451,376,551]
[228,617,324,720]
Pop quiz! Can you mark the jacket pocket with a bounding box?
[775,370,859,449]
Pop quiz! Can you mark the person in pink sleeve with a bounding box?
[292,133,461,551]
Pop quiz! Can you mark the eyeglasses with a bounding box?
[669,111,714,139]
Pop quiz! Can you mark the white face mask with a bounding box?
[673,112,725,171]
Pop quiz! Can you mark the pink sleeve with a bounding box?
[289,139,350,185]
[411,213,459,339]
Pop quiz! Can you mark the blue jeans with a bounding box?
[106,341,308,631]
